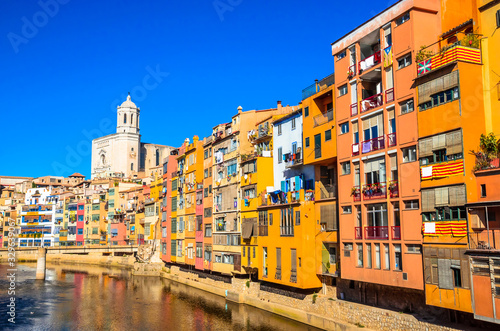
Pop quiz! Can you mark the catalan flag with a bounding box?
[417,45,481,76]
[420,160,464,180]
[383,46,393,68]
[422,220,467,237]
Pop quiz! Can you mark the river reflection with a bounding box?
[0,263,320,330]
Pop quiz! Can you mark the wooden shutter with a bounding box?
[443,70,459,90]
[446,130,462,155]
[291,249,297,272]
[438,259,453,289]
[422,189,435,212]
[424,257,432,284]
[364,160,372,173]
[419,137,433,157]
[377,113,384,137]
[431,258,439,284]
[390,154,398,171]
[276,248,281,269]
[418,81,432,104]
[234,254,241,272]
[435,187,449,207]
[432,134,446,151]
[321,203,337,231]
[362,117,370,132]
[353,121,358,133]
[449,185,466,207]
[461,259,470,289]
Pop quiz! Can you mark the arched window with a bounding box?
[131,114,134,125]
[156,149,160,166]
[131,163,134,171]
[124,113,127,124]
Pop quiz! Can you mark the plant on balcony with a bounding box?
[415,45,434,62]
[362,185,372,196]
[471,132,500,171]
[350,187,358,196]
[388,182,398,193]
[461,33,480,49]
[347,68,354,79]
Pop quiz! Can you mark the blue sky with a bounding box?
[0,0,394,178]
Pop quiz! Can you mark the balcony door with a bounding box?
[314,134,322,159]
[364,157,386,185]
[367,203,388,227]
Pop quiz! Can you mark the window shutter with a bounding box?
[418,81,432,104]
[438,259,453,290]
[435,187,449,207]
[276,248,281,269]
[419,137,433,157]
[422,189,435,212]
[448,185,465,207]
[291,249,297,272]
[446,130,462,155]
[353,121,358,133]
[364,160,372,173]
[390,155,398,171]
[443,70,459,90]
[321,203,337,231]
[432,134,446,151]
[424,257,432,284]
[461,259,470,289]
[362,117,370,131]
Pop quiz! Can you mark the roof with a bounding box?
[440,19,473,39]
[119,94,138,109]
[69,173,85,178]
[272,109,302,125]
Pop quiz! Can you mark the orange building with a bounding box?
[202,136,214,271]
[332,0,442,309]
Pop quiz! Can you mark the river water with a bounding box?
[0,263,321,330]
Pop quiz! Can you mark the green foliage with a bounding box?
[471,132,500,171]
[312,293,318,304]
[32,182,36,188]
[246,280,250,288]
[415,45,434,62]
[355,322,365,328]
[461,33,480,49]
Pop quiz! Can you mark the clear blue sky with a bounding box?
[0,0,394,178]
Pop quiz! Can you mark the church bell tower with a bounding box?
[117,93,140,134]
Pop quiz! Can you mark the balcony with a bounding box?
[352,143,360,156]
[355,226,363,239]
[361,136,385,154]
[469,229,500,250]
[388,180,399,198]
[385,88,394,103]
[351,186,361,202]
[350,103,358,116]
[392,226,401,240]
[313,109,334,127]
[362,182,387,200]
[358,51,381,73]
[387,133,397,148]
[301,73,335,100]
[416,37,481,77]
[360,93,383,113]
[285,153,303,168]
[348,64,356,79]
[365,226,389,240]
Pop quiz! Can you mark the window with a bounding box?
[402,146,417,163]
[452,265,462,287]
[341,162,351,175]
[497,9,500,28]
[295,210,300,226]
[278,124,282,136]
[131,163,134,171]
[230,139,237,152]
[401,200,419,210]
[420,87,460,111]
[357,244,363,267]
[344,243,353,257]
[337,50,346,60]
[342,206,352,214]
[291,118,296,130]
[340,122,349,134]
[394,244,402,271]
[304,106,309,117]
[314,134,321,159]
[204,169,208,178]
[406,244,421,253]
[325,129,331,141]
[384,244,390,269]
[400,99,414,114]
[305,137,310,148]
[395,12,410,25]
[278,147,283,164]
[244,188,255,199]
[205,224,212,237]
[366,244,372,268]
[339,84,348,97]
[375,243,381,269]
[397,54,412,69]
[329,247,336,264]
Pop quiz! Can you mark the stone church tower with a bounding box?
[91,95,173,179]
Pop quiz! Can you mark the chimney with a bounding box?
[277,100,282,111]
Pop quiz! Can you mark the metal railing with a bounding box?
[302,73,335,100]
[313,109,334,127]
[352,186,361,202]
[362,182,387,200]
[388,180,399,198]
[360,135,385,154]
[469,229,500,250]
[392,226,401,240]
[350,103,358,116]
[352,143,360,156]
[360,92,383,113]
[385,88,394,103]
[387,133,397,147]
[365,226,389,240]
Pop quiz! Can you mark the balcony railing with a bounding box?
[360,93,383,113]
[351,186,361,202]
[358,51,381,73]
[469,229,500,250]
[385,88,394,103]
[301,73,335,100]
[388,180,399,198]
[387,133,397,147]
[313,109,334,127]
[350,103,358,116]
[285,154,303,168]
[365,226,389,240]
[361,136,385,154]
[319,183,336,199]
[362,182,387,200]
[392,226,401,240]
[352,143,360,156]
[355,226,363,239]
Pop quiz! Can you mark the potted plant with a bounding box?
[350,187,358,197]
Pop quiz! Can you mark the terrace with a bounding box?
[301,73,335,100]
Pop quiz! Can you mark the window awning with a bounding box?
[241,222,254,239]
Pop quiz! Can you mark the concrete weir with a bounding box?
[35,247,47,280]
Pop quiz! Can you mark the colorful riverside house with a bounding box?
[175,147,188,265]
[202,136,214,271]
[301,72,340,291]
[332,0,442,310]
[415,5,486,315]
[18,188,58,247]
[76,200,85,246]
[124,186,142,245]
[67,198,78,246]
[240,115,275,281]
[463,1,500,324]
[161,147,179,263]
[254,108,320,289]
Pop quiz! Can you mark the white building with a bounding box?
[272,109,315,192]
[91,94,174,179]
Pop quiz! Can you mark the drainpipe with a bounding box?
[486,206,490,248]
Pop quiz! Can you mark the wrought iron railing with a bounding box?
[350,103,358,116]
[365,226,389,240]
[360,136,385,154]
[313,109,334,127]
[362,182,387,200]
[358,50,381,73]
[360,92,383,113]
[392,226,401,240]
[355,226,363,239]
[385,88,394,103]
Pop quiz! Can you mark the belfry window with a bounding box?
[124,114,127,124]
